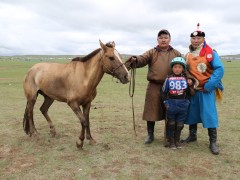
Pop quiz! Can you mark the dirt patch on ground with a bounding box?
[0,144,35,175]
[129,157,151,166]
[0,145,12,158]
[103,160,123,174]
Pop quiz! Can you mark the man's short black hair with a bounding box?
[158,29,171,37]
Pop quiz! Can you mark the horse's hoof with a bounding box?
[89,139,96,145]
[50,129,56,137]
[76,140,83,149]
[29,131,38,137]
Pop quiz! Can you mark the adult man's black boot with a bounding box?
[181,124,197,143]
[208,128,219,155]
[145,121,155,144]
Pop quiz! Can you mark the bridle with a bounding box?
[100,49,125,77]
[129,64,137,136]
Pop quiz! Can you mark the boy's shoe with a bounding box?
[169,142,177,150]
[175,141,182,149]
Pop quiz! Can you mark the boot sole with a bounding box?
[210,150,219,155]
[144,140,154,144]
[181,139,197,143]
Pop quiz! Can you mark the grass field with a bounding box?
[0,58,239,179]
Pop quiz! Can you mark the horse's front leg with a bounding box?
[68,102,86,149]
[83,103,96,145]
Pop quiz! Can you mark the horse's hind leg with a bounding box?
[68,102,86,149]
[23,72,39,136]
[40,96,55,137]
[83,103,96,145]
[23,96,38,136]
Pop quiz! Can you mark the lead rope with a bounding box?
[129,65,137,136]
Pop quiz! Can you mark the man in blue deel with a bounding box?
[181,23,224,155]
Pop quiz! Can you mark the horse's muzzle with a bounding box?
[119,73,130,84]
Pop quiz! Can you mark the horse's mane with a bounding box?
[72,48,101,62]
[71,42,114,62]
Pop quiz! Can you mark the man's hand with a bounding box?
[124,56,137,70]
[187,79,193,86]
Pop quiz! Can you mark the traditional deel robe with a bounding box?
[134,46,181,121]
[185,43,224,128]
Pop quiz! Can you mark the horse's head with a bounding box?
[99,40,129,84]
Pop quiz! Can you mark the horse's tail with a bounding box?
[23,102,30,134]
[23,65,41,135]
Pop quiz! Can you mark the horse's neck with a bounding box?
[77,52,105,88]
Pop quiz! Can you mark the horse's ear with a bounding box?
[112,41,115,48]
[99,40,107,52]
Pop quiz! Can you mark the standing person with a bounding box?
[162,57,194,149]
[181,23,224,155]
[125,29,181,144]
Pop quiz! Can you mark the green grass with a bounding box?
[0,58,239,179]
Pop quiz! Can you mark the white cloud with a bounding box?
[0,0,239,56]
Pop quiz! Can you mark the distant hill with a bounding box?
[220,54,240,60]
[0,55,82,62]
[1,54,240,61]
[0,54,132,62]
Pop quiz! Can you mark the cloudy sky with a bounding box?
[0,0,239,56]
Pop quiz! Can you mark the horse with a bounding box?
[23,40,129,148]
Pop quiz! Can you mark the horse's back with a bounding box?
[23,62,87,101]
[23,62,69,97]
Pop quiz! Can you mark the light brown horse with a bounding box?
[23,40,129,148]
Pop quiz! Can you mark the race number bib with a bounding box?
[168,76,187,95]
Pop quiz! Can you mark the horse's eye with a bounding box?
[109,57,115,61]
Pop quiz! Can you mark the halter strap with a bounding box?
[100,49,125,77]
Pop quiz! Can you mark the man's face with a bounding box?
[190,36,205,49]
[157,34,171,49]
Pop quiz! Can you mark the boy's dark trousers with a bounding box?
[165,99,189,148]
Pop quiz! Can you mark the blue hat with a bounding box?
[170,57,186,70]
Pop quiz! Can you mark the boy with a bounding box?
[162,57,194,149]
